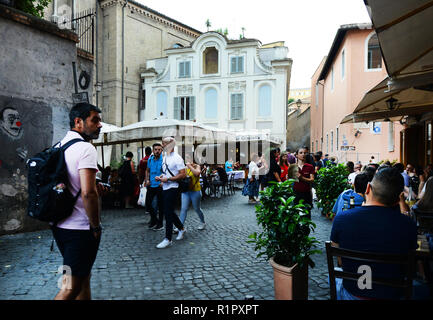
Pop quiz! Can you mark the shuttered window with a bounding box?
[174,96,195,120]
[179,61,191,78]
[230,93,243,120]
[231,56,244,73]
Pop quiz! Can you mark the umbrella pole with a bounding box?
[101,144,105,168]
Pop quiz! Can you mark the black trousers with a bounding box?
[162,188,184,241]
[294,190,313,219]
[145,186,164,225]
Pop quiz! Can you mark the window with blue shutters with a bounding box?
[174,96,196,120]
[231,56,244,74]
[230,93,243,120]
[179,61,191,78]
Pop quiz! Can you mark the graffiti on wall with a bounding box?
[0,96,53,231]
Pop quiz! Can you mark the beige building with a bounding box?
[310,24,403,164]
[44,0,201,127]
[289,88,311,101]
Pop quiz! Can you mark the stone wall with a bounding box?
[0,4,93,235]
[286,107,311,152]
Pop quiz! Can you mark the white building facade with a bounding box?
[141,32,292,148]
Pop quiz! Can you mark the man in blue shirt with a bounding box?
[225,158,234,173]
[330,168,418,300]
[332,173,372,216]
[144,143,164,230]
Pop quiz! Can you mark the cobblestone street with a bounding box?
[0,191,332,300]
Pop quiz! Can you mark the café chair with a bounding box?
[325,241,415,300]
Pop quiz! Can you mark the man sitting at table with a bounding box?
[330,168,419,300]
[213,164,228,186]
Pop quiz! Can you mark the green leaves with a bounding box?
[315,163,351,217]
[15,0,52,18]
[247,179,320,269]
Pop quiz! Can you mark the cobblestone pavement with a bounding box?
[0,191,332,300]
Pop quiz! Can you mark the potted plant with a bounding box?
[248,179,320,300]
[315,163,351,220]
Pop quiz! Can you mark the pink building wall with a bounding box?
[311,28,403,165]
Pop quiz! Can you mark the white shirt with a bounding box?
[248,161,259,179]
[161,151,186,190]
[348,171,359,185]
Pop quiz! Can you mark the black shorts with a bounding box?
[52,227,101,278]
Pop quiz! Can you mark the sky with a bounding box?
[136,0,371,89]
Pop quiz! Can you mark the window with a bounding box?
[341,50,345,79]
[231,56,244,73]
[331,131,334,152]
[258,85,271,117]
[179,61,191,78]
[203,47,219,74]
[230,93,243,120]
[141,89,146,110]
[315,83,319,108]
[331,67,334,90]
[174,96,195,120]
[156,91,167,118]
[205,88,218,119]
[336,127,339,151]
[367,33,382,69]
[326,133,329,153]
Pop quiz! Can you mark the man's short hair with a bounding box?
[125,151,133,158]
[162,136,175,143]
[69,103,101,129]
[145,146,152,156]
[354,173,372,195]
[370,168,404,206]
[152,143,162,149]
[393,163,405,173]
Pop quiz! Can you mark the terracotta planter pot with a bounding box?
[269,257,308,300]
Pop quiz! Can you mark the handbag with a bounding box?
[137,184,147,207]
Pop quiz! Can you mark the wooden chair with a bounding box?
[325,241,415,300]
[414,210,433,234]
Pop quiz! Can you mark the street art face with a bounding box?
[0,108,22,138]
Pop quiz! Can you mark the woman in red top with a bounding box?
[279,152,289,182]
[294,147,315,219]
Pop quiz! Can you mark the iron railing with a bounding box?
[51,8,95,55]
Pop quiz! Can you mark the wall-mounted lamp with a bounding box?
[296,99,302,109]
[354,130,362,137]
[386,97,398,110]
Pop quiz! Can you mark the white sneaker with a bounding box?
[198,223,206,230]
[173,226,179,233]
[156,238,172,249]
[176,228,186,240]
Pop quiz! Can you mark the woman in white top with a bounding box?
[242,153,260,203]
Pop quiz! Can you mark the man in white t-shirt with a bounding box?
[155,136,187,248]
[51,103,103,300]
[348,162,362,185]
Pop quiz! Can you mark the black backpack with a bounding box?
[26,139,83,224]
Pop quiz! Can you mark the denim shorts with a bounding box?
[52,226,101,278]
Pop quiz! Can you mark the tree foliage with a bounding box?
[314,163,351,218]
[248,179,320,269]
[15,0,52,18]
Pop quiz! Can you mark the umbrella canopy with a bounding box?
[364,0,433,77]
[93,119,236,146]
[342,1,433,123]
[341,72,433,123]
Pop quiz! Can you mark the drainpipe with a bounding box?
[317,80,325,151]
[95,0,99,107]
[121,0,128,154]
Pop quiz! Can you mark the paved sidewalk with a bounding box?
[0,192,332,300]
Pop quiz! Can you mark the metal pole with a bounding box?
[72,62,78,94]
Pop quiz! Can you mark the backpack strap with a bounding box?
[60,138,84,151]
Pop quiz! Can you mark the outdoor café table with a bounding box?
[228,170,245,188]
